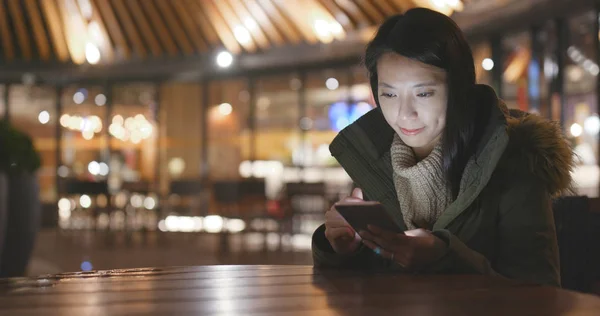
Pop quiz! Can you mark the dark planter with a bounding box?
[0,173,7,270]
[0,173,41,277]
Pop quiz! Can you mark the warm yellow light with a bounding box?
[216,51,233,68]
[82,129,94,140]
[60,114,70,127]
[234,26,251,45]
[219,103,233,116]
[38,111,50,124]
[112,115,124,126]
[85,42,101,64]
[570,123,583,137]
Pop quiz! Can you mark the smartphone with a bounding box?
[335,201,403,234]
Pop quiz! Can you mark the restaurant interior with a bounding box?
[0,0,599,298]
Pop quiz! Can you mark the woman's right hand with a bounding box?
[325,188,364,255]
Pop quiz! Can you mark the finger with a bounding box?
[359,230,396,251]
[351,188,363,199]
[404,228,431,237]
[363,240,396,260]
[326,209,353,225]
[326,227,354,240]
[336,197,363,204]
[367,225,401,240]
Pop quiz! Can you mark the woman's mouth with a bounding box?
[400,127,425,136]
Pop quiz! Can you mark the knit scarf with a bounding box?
[390,133,452,230]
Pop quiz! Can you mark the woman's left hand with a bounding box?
[359,225,448,269]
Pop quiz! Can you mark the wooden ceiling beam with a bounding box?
[0,0,16,61]
[7,0,33,60]
[127,0,164,57]
[390,0,416,11]
[355,0,386,24]
[226,0,271,50]
[185,0,220,49]
[242,0,285,47]
[375,0,404,14]
[86,0,115,62]
[24,0,51,61]
[155,0,195,55]
[110,0,147,58]
[57,0,88,64]
[200,0,242,54]
[39,0,69,62]
[315,0,356,31]
[256,0,302,44]
[211,0,257,52]
[93,0,130,59]
[169,0,208,52]
[333,0,371,27]
[271,0,319,44]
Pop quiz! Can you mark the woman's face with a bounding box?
[376,53,448,157]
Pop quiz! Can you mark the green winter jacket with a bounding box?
[312,85,573,287]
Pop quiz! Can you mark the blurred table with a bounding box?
[1,265,600,315]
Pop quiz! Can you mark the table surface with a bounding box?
[1,265,600,315]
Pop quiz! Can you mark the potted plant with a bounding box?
[0,119,42,277]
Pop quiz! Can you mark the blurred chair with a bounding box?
[239,178,269,218]
[121,181,150,196]
[282,182,328,236]
[64,180,109,196]
[212,181,243,218]
[212,179,270,216]
[553,196,600,294]
[62,180,110,230]
[167,179,208,216]
[120,181,157,236]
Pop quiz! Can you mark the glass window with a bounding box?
[207,79,250,179]
[59,85,107,182]
[158,83,203,190]
[9,85,57,203]
[109,83,158,192]
[502,32,532,111]
[529,21,560,121]
[472,42,493,85]
[57,85,109,230]
[304,69,350,168]
[565,11,599,196]
[255,74,300,166]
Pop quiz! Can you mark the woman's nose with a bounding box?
[397,101,418,121]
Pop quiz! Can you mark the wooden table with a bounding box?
[1,265,599,315]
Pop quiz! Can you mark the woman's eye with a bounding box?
[379,93,396,98]
[416,91,435,98]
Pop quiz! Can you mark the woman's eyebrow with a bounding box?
[413,81,438,88]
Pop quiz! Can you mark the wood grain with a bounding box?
[7,0,32,60]
[1,265,600,315]
[0,0,15,60]
[23,0,50,60]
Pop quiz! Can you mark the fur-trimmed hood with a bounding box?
[496,105,575,197]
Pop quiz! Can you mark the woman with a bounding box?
[311,8,573,287]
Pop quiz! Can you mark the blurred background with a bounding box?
[0,0,597,276]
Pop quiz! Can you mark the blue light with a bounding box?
[335,117,350,131]
[349,102,373,123]
[77,88,89,99]
[328,101,348,118]
[528,61,540,99]
[328,102,349,132]
[328,101,374,131]
[81,261,93,271]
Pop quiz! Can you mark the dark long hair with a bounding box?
[365,8,489,199]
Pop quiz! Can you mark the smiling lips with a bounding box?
[400,127,425,136]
